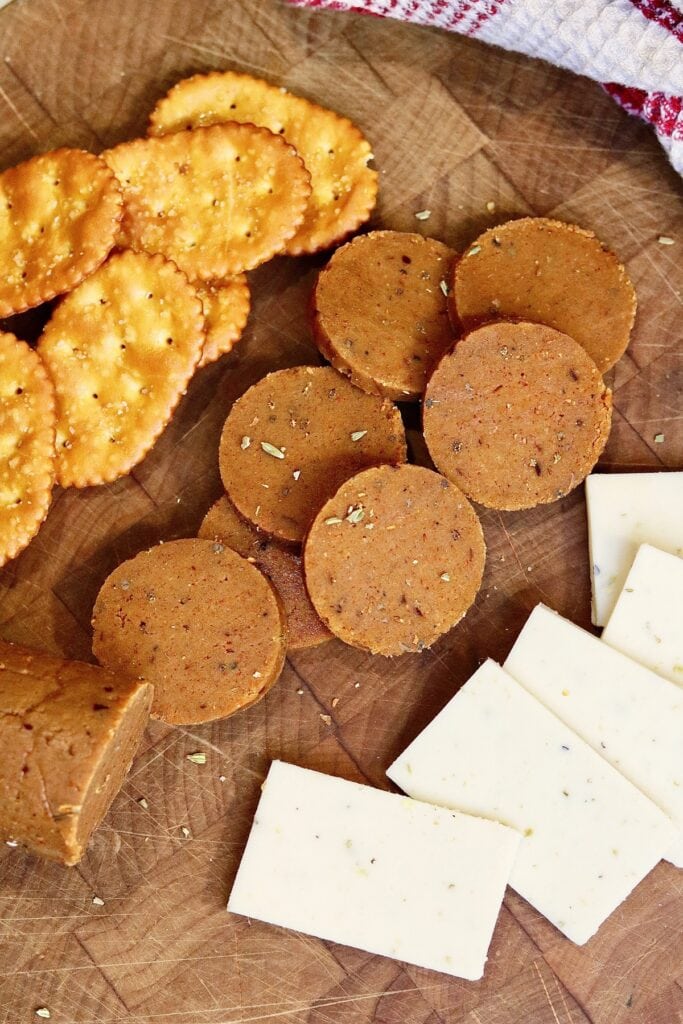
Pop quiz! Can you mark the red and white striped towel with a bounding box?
[287,0,683,175]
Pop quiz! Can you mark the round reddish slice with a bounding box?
[312,231,456,401]
[423,321,612,510]
[92,539,287,725]
[219,365,406,544]
[304,464,485,656]
[452,217,636,373]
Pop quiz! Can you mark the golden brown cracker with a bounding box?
[452,217,636,373]
[103,124,311,280]
[199,496,330,650]
[92,539,287,725]
[423,321,612,510]
[149,71,377,255]
[304,464,485,656]
[0,149,122,317]
[195,274,250,367]
[219,365,407,544]
[0,331,56,566]
[38,251,204,488]
[312,231,456,400]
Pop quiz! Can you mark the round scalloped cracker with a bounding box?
[149,71,378,255]
[38,251,204,488]
[0,331,56,566]
[103,124,311,280]
[0,149,122,317]
[195,274,250,367]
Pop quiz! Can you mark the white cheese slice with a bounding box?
[228,760,520,981]
[387,660,676,945]
[505,603,683,868]
[585,471,683,626]
[602,544,683,689]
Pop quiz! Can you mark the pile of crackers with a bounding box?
[0,71,378,568]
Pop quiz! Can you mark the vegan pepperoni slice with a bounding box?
[312,231,456,401]
[92,539,287,725]
[219,365,406,544]
[303,464,485,657]
[423,321,612,511]
[452,217,636,373]
[199,496,331,651]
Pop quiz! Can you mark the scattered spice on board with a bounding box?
[186,752,207,765]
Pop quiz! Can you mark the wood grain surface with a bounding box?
[0,1,682,1022]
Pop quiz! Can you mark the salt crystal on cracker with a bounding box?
[38,251,204,488]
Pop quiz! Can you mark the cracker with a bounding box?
[103,124,311,280]
[219,365,407,544]
[0,331,56,566]
[199,496,331,650]
[38,251,204,488]
[304,464,486,656]
[423,321,613,510]
[149,71,377,255]
[312,231,456,401]
[92,539,287,725]
[0,148,122,317]
[452,217,636,373]
[195,274,250,367]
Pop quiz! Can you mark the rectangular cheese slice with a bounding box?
[602,544,683,689]
[228,760,520,980]
[585,471,683,626]
[505,604,683,867]
[387,660,676,945]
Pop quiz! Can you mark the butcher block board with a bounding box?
[0,1,681,1022]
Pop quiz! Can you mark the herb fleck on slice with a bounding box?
[346,506,365,524]
[260,441,286,459]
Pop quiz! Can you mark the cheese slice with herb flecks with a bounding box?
[505,603,683,867]
[602,544,683,688]
[228,759,520,981]
[585,471,683,626]
[388,659,676,945]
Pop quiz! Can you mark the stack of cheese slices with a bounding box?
[228,469,683,981]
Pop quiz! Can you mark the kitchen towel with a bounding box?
[287,0,683,175]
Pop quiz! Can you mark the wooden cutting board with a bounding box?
[0,1,681,1021]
